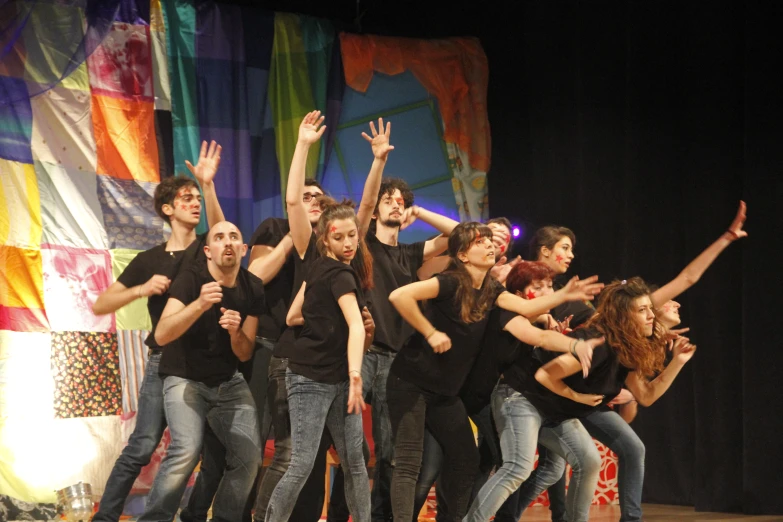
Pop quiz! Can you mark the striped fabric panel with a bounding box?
[116,330,150,414]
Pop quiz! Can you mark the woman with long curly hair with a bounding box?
[385,222,604,522]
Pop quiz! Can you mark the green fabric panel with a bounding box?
[300,16,334,173]
[110,249,152,331]
[270,13,319,204]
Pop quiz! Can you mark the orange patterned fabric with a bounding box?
[340,33,490,172]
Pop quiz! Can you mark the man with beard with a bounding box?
[137,221,264,522]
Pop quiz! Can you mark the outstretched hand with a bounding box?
[298,110,327,145]
[361,117,394,160]
[185,140,222,186]
[490,255,522,285]
[672,336,697,364]
[562,275,604,302]
[726,200,748,241]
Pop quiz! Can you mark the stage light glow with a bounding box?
[512,226,520,238]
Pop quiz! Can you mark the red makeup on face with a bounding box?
[330,225,337,233]
[526,290,537,300]
[555,255,564,263]
[394,197,404,207]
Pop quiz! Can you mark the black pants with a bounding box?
[386,373,478,522]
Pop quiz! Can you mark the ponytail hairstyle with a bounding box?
[315,196,374,291]
[505,261,556,296]
[587,277,666,376]
[443,222,498,323]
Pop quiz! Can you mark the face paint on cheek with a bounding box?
[499,244,506,253]
[526,290,537,300]
[555,255,564,263]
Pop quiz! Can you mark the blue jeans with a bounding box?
[94,351,166,522]
[329,347,395,522]
[265,370,370,522]
[494,449,567,522]
[138,372,261,522]
[465,384,600,522]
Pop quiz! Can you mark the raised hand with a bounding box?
[139,275,171,297]
[347,373,367,414]
[198,281,223,311]
[726,200,748,241]
[218,307,242,336]
[574,336,604,377]
[361,117,394,160]
[427,330,452,354]
[556,315,573,333]
[562,275,604,302]
[399,205,420,231]
[185,140,222,186]
[664,327,690,343]
[298,110,327,145]
[491,228,510,256]
[490,255,522,285]
[672,336,697,364]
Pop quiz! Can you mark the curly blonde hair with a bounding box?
[587,277,666,377]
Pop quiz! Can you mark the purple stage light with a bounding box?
[512,226,520,238]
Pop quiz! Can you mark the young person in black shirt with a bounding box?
[137,220,264,522]
[264,201,374,522]
[385,222,604,522]
[91,142,225,522]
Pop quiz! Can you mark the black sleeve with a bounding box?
[496,308,519,331]
[178,234,207,275]
[246,274,266,316]
[168,268,201,306]
[404,241,427,273]
[330,270,359,301]
[434,273,459,302]
[250,218,285,247]
[116,251,150,288]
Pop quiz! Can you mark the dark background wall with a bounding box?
[248,0,783,514]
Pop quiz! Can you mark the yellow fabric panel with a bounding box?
[0,160,42,249]
[110,249,152,331]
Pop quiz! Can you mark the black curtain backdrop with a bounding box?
[249,0,783,514]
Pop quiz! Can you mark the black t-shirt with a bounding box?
[116,236,206,349]
[365,230,426,352]
[287,256,365,383]
[273,233,318,358]
[159,264,265,386]
[249,218,295,341]
[551,276,596,328]
[516,326,630,423]
[390,273,506,396]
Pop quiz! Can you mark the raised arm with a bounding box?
[496,275,604,320]
[624,337,696,406]
[92,275,170,315]
[388,277,451,353]
[286,111,326,257]
[186,140,225,228]
[338,292,367,414]
[219,308,257,362]
[155,282,222,345]
[399,206,460,260]
[651,200,747,308]
[248,234,295,284]
[504,315,603,377]
[534,354,605,406]
[356,118,394,237]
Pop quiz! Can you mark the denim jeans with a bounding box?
[494,449,567,522]
[94,352,166,522]
[265,370,370,522]
[329,347,395,522]
[182,338,274,522]
[464,384,600,522]
[138,372,261,522]
[387,373,478,522]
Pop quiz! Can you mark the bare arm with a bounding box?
[186,140,225,228]
[338,292,367,414]
[534,354,605,406]
[388,278,441,338]
[417,256,451,280]
[286,282,306,326]
[623,337,696,407]
[410,207,459,260]
[155,282,222,345]
[356,119,394,237]
[248,235,295,284]
[496,275,603,320]
[93,275,172,315]
[651,200,747,308]
[286,112,326,257]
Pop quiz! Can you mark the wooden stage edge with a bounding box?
[513,504,783,521]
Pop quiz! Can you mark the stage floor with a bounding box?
[520,504,783,521]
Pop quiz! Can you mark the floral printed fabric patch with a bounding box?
[51,331,122,419]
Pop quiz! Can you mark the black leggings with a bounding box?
[386,373,478,522]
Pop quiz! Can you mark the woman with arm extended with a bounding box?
[264,200,375,522]
[385,222,603,521]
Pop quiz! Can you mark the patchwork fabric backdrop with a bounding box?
[0,0,616,515]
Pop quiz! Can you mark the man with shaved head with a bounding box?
[137,221,265,522]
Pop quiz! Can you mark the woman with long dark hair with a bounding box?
[385,222,604,522]
[264,199,374,522]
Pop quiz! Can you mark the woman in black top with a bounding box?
[264,201,374,522]
[386,222,604,522]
